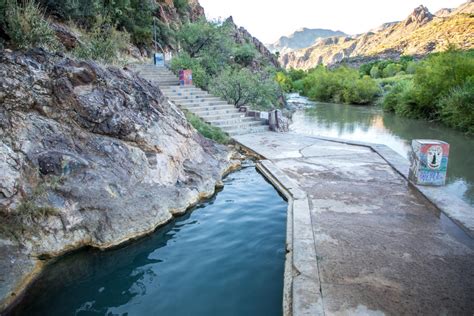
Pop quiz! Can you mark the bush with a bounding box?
[382,79,416,115]
[185,111,230,144]
[38,0,155,46]
[439,78,474,134]
[342,75,381,105]
[233,44,257,67]
[210,67,279,110]
[383,63,403,78]
[173,0,189,15]
[380,49,474,133]
[301,66,380,105]
[370,66,381,78]
[72,21,130,64]
[170,52,209,88]
[275,71,292,92]
[411,48,474,119]
[4,0,60,50]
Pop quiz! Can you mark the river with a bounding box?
[287,93,474,206]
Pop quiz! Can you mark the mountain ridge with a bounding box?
[280,1,474,69]
[266,28,347,54]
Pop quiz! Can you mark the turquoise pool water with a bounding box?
[9,167,287,316]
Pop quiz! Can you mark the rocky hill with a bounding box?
[267,28,347,55]
[281,1,474,69]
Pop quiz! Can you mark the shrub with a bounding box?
[275,71,292,92]
[382,79,416,115]
[411,48,474,119]
[370,66,381,78]
[301,66,380,105]
[406,61,417,74]
[170,52,209,88]
[38,0,155,46]
[4,0,60,50]
[185,111,230,144]
[173,0,189,15]
[342,75,381,105]
[72,21,130,64]
[439,78,474,134]
[233,44,257,67]
[210,67,279,110]
[383,63,403,78]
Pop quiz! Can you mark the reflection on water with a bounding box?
[288,93,474,205]
[9,167,287,316]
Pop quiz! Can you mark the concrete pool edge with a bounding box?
[256,160,324,316]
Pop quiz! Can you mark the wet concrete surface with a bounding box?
[235,132,474,316]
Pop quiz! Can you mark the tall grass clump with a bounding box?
[185,111,230,144]
[3,0,60,50]
[72,21,130,64]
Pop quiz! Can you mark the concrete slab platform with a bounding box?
[235,132,474,316]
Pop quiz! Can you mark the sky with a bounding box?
[198,0,467,43]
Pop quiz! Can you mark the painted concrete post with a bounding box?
[409,140,450,186]
[179,69,193,86]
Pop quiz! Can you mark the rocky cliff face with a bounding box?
[281,1,474,69]
[267,28,347,55]
[225,16,280,68]
[0,48,238,311]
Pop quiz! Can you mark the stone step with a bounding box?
[161,85,198,90]
[164,88,208,94]
[170,96,222,102]
[166,91,212,97]
[199,112,245,121]
[177,101,230,108]
[206,117,257,126]
[142,76,178,81]
[131,64,270,136]
[191,108,240,116]
[164,90,208,96]
[217,120,264,130]
[167,93,214,100]
[226,125,269,136]
[184,104,236,112]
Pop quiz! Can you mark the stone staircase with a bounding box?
[131,64,268,136]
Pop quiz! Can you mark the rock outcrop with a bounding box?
[0,48,238,311]
[281,1,474,69]
[225,16,280,68]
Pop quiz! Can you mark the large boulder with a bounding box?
[0,48,238,310]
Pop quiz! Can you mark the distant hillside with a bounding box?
[281,1,474,69]
[266,28,347,54]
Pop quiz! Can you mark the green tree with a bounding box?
[412,48,474,118]
[177,20,221,58]
[209,67,279,110]
[383,63,403,78]
[233,43,257,67]
[370,66,381,78]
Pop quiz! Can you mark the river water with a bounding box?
[287,93,474,206]
[8,167,287,316]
